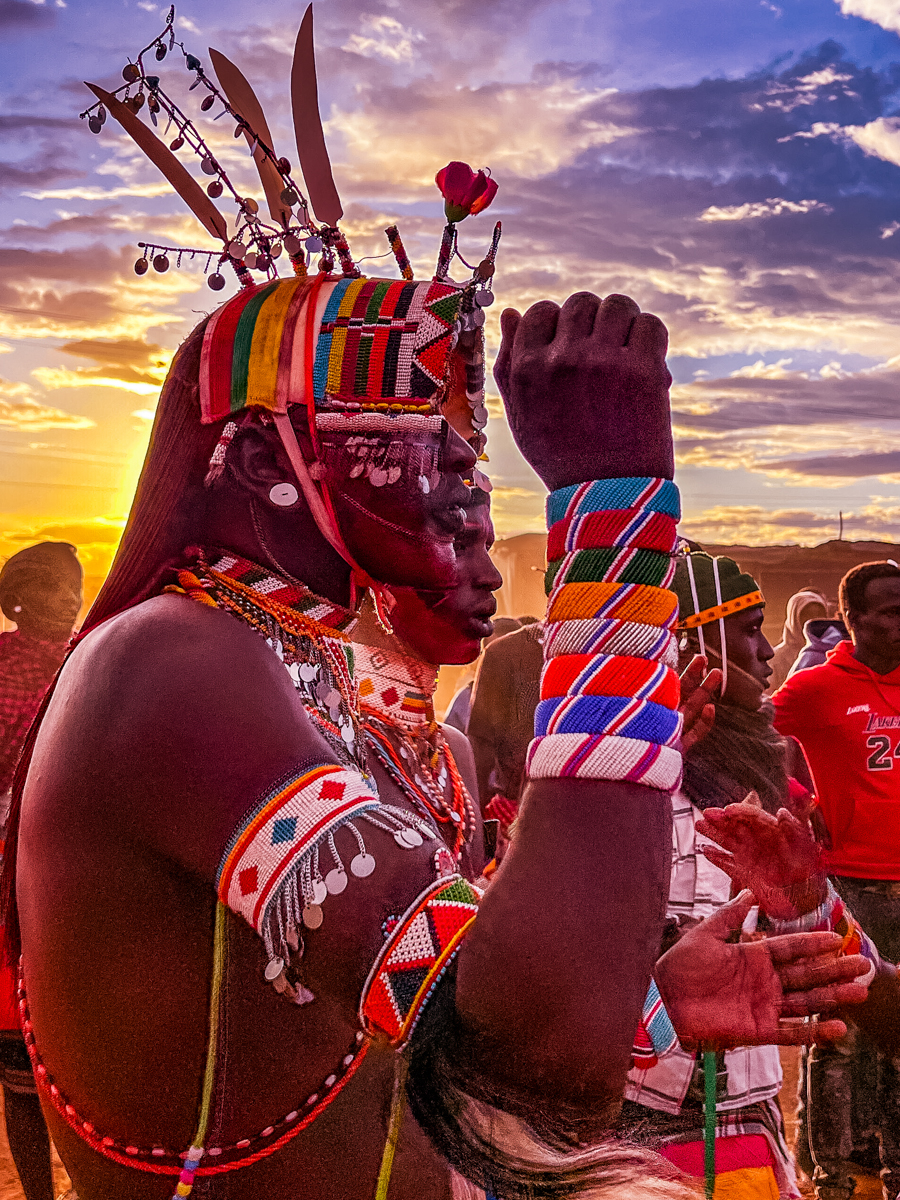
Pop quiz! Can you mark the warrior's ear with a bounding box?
[224,418,313,498]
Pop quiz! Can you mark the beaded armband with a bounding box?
[769,880,881,986]
[632,979,678,1069]
[217,764,381,986]
[527,477,683,789]
[360,875,480,1047]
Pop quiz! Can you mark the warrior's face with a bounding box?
[388,498,501,664]
[318,421,476,592]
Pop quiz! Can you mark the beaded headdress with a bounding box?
[81,5,500,451]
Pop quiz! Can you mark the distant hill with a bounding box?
[490,536,900,643]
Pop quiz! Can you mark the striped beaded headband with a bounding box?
[676,588,764,630]
[199,276,465,424]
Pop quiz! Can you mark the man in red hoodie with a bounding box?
[773,559,900,1200]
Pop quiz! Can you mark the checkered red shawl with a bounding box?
[0,632,68,794]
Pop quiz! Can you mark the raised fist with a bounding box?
[494,292,673,491]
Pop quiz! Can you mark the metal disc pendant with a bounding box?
[395,828,422,849]
[350,853,376,878]
[325,868,348,895]
[369,467,388,487]
[302,904,323,930]
[476,290,494,307]
[264,956,285,983]
[312,879,328,905]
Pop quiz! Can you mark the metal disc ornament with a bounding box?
[207,273,226,290]
[169,136,184,151]
[200,156,217,175]
[134,257,149,275]
[280,187,298,207]
[305,236,322,252]
[350,853,376,878]
[228,240,246,259]
[200,95,215,112]
[122,63,140,82]
[476,290,494,307]
[152,254,169,273]
[312,879,328,905]
[88,116,102,134]
[206,180,223,198]
[243,252,258,270]
[283,234,302,255]
[325,868,348,895]
[302,903,323,930]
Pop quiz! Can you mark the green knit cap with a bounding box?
[671,551,763,630]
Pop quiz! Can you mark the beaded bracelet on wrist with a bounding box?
[770,880,881,986]
[528,477,682,790]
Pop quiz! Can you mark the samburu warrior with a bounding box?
[2,11,871,1200]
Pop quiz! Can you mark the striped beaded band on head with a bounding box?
[199,276,466,424]
[676,589,764,631]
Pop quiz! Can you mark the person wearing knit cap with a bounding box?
[0,541,81,1200]
[622,550,812,1200]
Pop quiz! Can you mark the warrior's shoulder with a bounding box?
[60,593,295,727]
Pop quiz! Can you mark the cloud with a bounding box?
[0,377,94,430]
[343,14,424,63]
[699,197,833,221]
[682,499,900,545]
[836,0,900,35]
[31,337,172,395]
[763,451,900,477]
[0,0,53,30]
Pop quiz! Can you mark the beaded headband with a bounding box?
[81,5,500,448]
[199,277,464,424]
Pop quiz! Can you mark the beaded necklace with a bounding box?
[167,550,366,773]
[355,643,477,859]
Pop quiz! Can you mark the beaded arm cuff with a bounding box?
[217,763,381,986]
[769,880,881,986]
[360,875,480,1048]
[527,477,683,789]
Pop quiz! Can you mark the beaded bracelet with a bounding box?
[632,978,678,1070]
[529,478,682,789]
[769,880,881,986]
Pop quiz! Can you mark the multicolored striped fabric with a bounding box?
[199,276,464,425]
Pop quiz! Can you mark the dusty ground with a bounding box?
[0,1089,70,1200]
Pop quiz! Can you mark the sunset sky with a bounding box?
[4,0,900,594]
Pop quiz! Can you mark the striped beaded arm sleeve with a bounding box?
[528,477,683,1063]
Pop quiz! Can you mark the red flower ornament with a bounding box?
[435,161,498,222]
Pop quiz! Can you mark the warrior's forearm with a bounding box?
[454,777,670,1114]
[454,476,681,1116]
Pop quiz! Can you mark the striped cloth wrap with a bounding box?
[527,477,683,789]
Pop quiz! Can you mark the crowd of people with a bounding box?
[2,12,900,1200]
